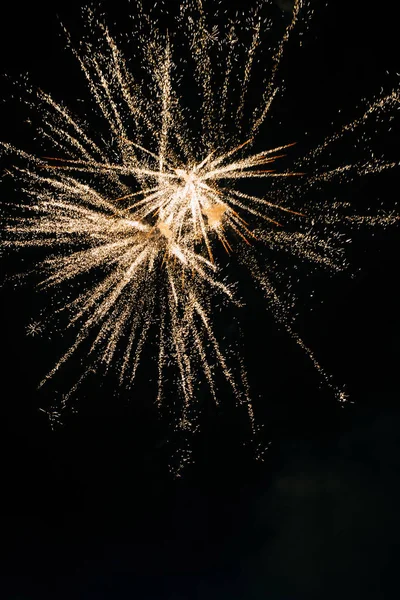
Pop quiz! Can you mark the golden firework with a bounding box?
[1,1,398,470]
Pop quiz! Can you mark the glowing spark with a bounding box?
[26,321,43,337]
[202,203,227,229]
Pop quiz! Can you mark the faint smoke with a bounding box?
[274,0,296,13]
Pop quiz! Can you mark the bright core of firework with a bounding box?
[1,0,398,467]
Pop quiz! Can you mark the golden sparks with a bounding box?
[1,1,398,469]
[26,320,43,337]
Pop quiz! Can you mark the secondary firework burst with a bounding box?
[1,0,398,460]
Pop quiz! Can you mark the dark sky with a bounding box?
[1,1,399,599]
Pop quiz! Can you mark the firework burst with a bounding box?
[1,0,398,468]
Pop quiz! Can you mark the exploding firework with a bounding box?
[1,0,398,467]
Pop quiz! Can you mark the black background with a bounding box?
[1,1,399,598]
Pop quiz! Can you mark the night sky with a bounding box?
[1,1,399,598]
